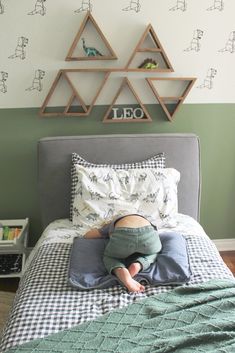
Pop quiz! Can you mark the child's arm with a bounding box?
[84,222,111,239]
[84,228,102,238]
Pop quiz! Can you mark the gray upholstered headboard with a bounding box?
[38,134,201,229]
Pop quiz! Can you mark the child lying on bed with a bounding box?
[84,214,162,293]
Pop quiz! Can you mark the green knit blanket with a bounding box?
[6,279,235,353]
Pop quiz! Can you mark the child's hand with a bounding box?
[84,228,102,238]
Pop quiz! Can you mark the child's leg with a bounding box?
[134,253,158,272]
[103,255,144,292]
[113,267,145,293]
[128,262,142,277]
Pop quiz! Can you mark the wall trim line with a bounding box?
[213,239,235,251]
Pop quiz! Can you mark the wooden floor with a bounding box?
[0,278,20,293]
[0,291,15,333]
[0,278,20,338]
[0,252,234,338]
[220,251,235,275]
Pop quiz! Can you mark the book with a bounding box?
[1,226,22,241]
[14,228,21,238]
[3,226,9,240]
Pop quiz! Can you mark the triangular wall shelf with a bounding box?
[103,78,152,123]
[39,13,196,121]
[125,24,174,72]
[65,94,88,115]
[146,77,196,121]
[40,70,87,116]
[65,12,117,61]
[40,69,110,117]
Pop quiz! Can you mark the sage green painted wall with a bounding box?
[0,105,235,245]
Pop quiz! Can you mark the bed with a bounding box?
[1,133,235,353]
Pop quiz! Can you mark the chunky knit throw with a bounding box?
[6,279,235,353]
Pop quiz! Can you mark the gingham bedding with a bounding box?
[0,215,233,353]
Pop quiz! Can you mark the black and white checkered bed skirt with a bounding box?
[0,234,233,352]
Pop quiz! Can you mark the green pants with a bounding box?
[103,225,162,274]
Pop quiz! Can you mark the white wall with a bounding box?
[0,0,234,108]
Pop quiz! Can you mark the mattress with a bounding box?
[0,214,233,352]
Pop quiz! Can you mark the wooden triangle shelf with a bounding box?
[103,78,152,123]
[39,12,196,122]
[66,12,117,61]
[146,77,196,121]
[125,24,174,72]
[40,69,110,117]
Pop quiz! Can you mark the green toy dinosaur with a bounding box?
[82,38,103,57]
[138,58,159,69]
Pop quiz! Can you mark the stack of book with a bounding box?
[0,226,22,241]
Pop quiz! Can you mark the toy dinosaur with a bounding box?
[81,38,103,57]
[138,58,158,69]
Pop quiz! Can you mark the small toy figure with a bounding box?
[82,38,103,57]
[138,58,158,69]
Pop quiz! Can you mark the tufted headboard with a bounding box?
[38,134,201,229]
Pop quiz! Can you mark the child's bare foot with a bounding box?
[128,262,142,277]
[125,278,145,293]
[113,267,145,293]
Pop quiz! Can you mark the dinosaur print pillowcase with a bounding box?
[70,152,166,221]
[72,165,180,231]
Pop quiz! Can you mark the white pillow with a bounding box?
[70,152,166,221]
[72,166,180,230]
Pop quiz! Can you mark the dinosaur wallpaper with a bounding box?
[0,0,235,244]
[0,0,234,108]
